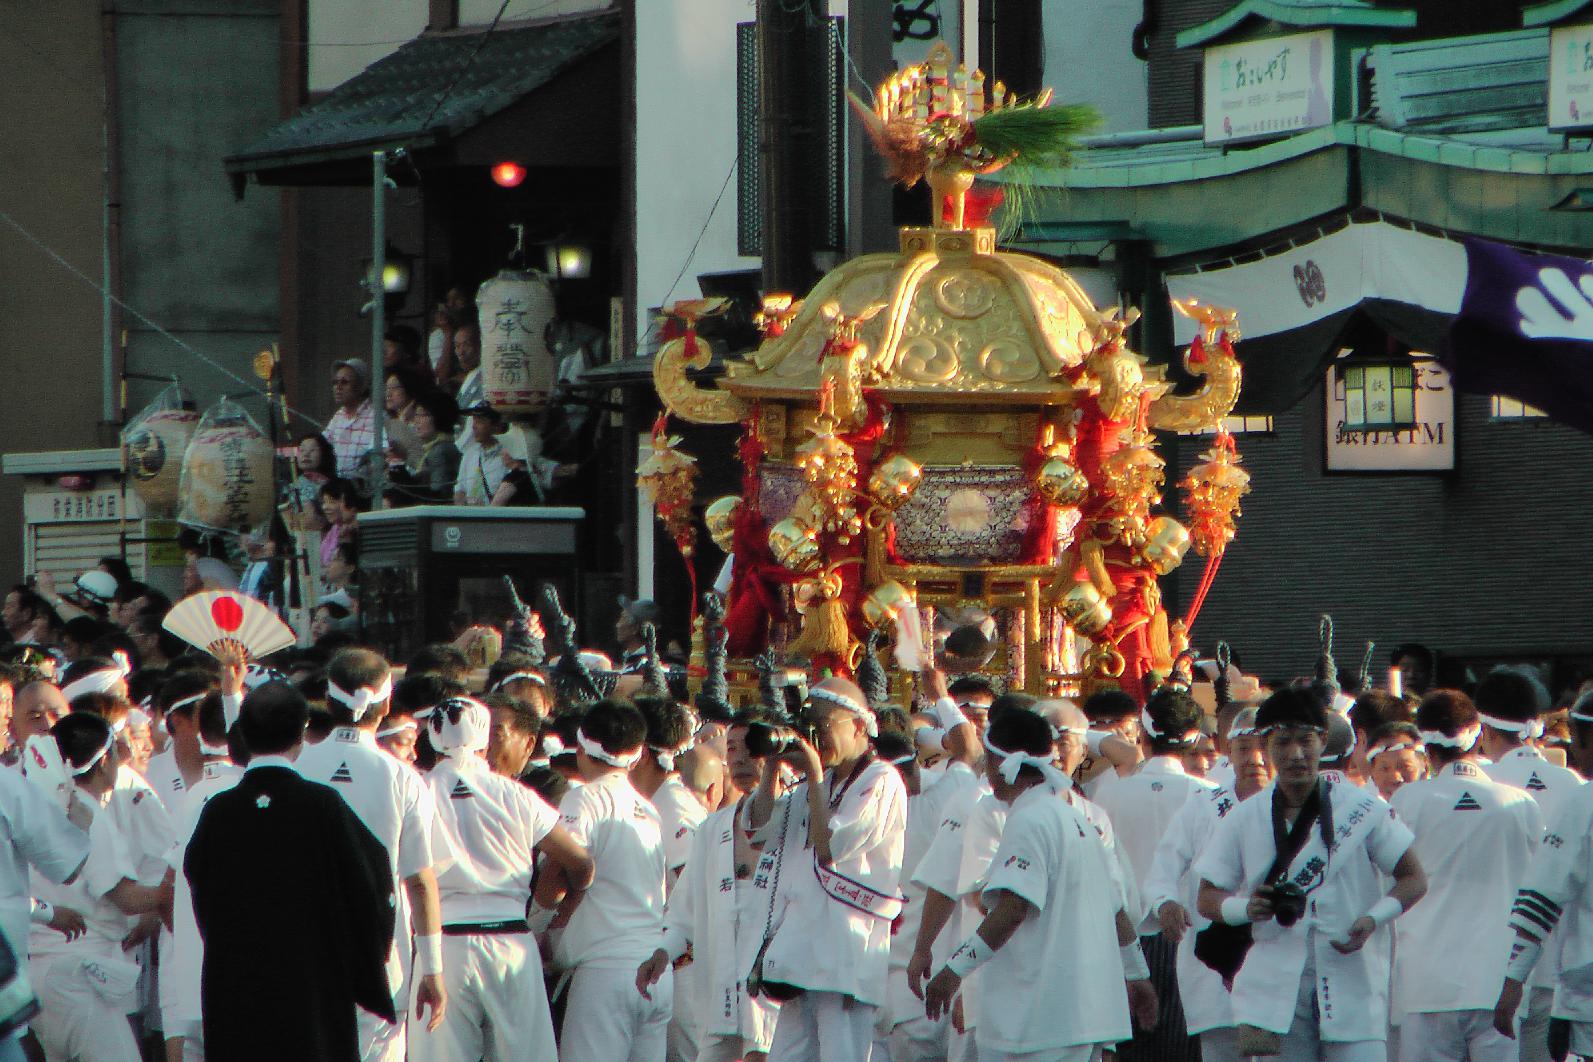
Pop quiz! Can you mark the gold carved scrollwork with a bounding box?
[1146,342,1242,432]
[932,271,999,320]
[897,335,959,383]
[651,337,750,425]
[978,340,1041,383]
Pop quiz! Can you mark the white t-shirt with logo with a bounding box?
[555,771,666,969]
[975,783,1131,1054]
[427,754,559,925]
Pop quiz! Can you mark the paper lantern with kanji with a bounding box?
[476,269,558,415]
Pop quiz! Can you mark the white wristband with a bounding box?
[29,900,50,926]
[526,902,557,936]
[1366,896,1402,929]
[414,932,444,977]
[1506,935,1544,983]
[930,697,971,732]
[1121,939,1151,981]
[1220,896,1252,926]
[1086,730,1108,756]
[943,932,993,979]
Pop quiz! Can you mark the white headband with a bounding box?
[982,731,1069,790]
[1321,725,1358,764]
[541,733,566,757]
[1368,739,1420,763]
[1479,712,1545,739]
[577,729,643,769]
[326,676,394,723]
[199,739,230,757]
[376,719,417,740]
[125,708,150,730]
[167,693,206,716]
[1140,708,1199,748]
[428,698,490,756]
[888,752,916,767]
[1418,726,1480,751]
[1227,720,1261,740]
[809,686,877,737]
[650,735,696,772]
[61,653,132,703]
[70,734,115,777]
[491,671,547,693]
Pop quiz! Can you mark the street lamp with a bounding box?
[546,243,591,280]
[1336,346,1418,432]
[491,161,528,188]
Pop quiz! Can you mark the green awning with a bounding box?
[1178,0,1416,49]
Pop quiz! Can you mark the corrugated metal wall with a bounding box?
[1146,0,1232,127]
[1166,382,1593,688]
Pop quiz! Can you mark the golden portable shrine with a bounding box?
[641,44,1249,704]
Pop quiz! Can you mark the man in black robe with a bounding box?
[184,681,396,1061]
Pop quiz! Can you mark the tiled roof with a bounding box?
[225,12,619,174]
[1178,0,1416,48]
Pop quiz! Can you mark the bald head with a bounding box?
[1035,698,1087,775]
[13,681,67,744]
[677,744,724,812]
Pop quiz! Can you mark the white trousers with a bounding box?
[886,1013,948,1062]
[978,1046,1100,1062]
[357,1000,405,1062]
[1519,986,1553,1062]
[1199,1026,1243,1062]
[31,956,141,1062]
[670,962,701,1062]
[1398,1010,1512,1062]
[408,932,555,1062]
[697,1034,768,1062]
[559,962,673,1062]
[1277,958,1387,1062]
[767,991,876,1062]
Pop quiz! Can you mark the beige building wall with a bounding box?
[0,0,110,585]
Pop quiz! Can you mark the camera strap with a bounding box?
[1265,777,1332,889]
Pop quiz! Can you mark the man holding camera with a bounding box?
[1195,688,1427,1060]
[746,676,907,1062]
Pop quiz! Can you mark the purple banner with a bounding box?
[1444,240,1593,434]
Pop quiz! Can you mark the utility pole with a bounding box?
[757,0,823,297]
[370,149,388,510]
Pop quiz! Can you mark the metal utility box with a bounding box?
[355,505,584,663]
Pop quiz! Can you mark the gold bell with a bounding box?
[1142,516,1191,575]
[1035,455,1090,507]
[767,517,822,574]
[867,454,923,510]
[704,496,742,553]
[1059,580,1113,636]
[861,579,916,629]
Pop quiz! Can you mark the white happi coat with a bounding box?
[163,761,243,1034]
[885,761,967,1030]
[975,783,1132,1055]
[1092,755,1214,933]
[758,757,906,1004]
[1509,783,1593,1023]
[659,801,780,1052]
[1142,782,1245,1034]
[1194,779,1413,1041]
[1487,744,1582,990]
[1391,760,1542,1016]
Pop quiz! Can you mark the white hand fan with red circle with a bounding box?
[163,591,297,660]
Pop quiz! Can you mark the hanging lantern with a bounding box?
[768,517,822,573]
[867,453,923,510]
[1034,449,1090,507]
[177,400,275,532]
[124,406,200,516]
[704,496,742,553]
[793,387,863,543]
[476,269,558,415]
[1336,345,1418,433]
[861,579,916,629]
[1181,434,1252,556]
[1141,516,1191,575]
[637,418,699,559]
[1058,580,1112,636]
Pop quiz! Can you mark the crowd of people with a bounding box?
[0,564,1591,1062]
